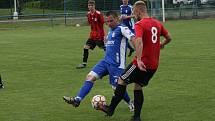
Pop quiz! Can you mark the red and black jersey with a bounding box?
[87,10,105,41]
[132,18,169,69]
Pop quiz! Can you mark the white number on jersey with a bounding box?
[151,27,158,43]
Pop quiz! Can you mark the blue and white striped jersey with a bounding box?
[120,4,135,32]
[104,24,134,69]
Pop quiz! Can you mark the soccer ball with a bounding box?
[91,95,106,110]
[75,24,80,27]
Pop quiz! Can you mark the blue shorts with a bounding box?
[90,60,124,87]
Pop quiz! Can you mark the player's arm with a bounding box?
[122,15,135,20]
[121,26,135,42]
[134,37,146,71]
[135,37,142,61]
[160,35,171,49]
[99,12,105,24]
[120,14,135,21]
[87,13,91,25]
[160,25,172,49]
[134,23,146,71]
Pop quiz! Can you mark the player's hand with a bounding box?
[160,42,165,49]
[120,15,127,20]
[137,59,146,72]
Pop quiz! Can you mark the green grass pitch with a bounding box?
[0,19,215,121]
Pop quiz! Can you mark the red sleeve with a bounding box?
[134,22,143,38]
[99,13,104,24]
[160,24,168,37]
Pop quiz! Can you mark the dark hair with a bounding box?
[105,11,118,18]
[88,0,95,5]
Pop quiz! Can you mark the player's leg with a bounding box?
[132,83,143,121]
[0,75,4,89]
[76,45,90,69]
[99,63,136,116]
[131,69,157,121]
[109,67,131,103]
[63,74,96,107]
[74,60,108,103]
[76,39,96,69]
[95,40,106,51]
[64,60,108,107]
[102,78,127,116]
[111,86,134,112]
[109,66,134,112]
[107,64,137,114]
[123,90,132,107]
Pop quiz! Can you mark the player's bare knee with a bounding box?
[86,71,99,82]
[86,75,96,82]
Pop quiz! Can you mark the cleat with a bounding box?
[130,116,142,121]
[128,49,134,57]
[63,96,80,107]
[98,104,114,116]
[0,84,4,89]
[76,64,86,69]
[128,100,134,112]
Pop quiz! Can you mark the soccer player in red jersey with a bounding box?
[99,1,172,121]
[76,0,105,69]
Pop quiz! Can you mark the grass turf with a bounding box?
[0,18,215,121]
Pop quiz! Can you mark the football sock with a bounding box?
[83,49,89,63]
[76,80,94,101]
[134,90,144,118]
[123,90,131,104]
[109,84,126,112]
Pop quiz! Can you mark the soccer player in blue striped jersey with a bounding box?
[63,11,135,111]
[120,0,135,57]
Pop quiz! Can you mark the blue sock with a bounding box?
[123,90,131,104]
[76,80,94,101]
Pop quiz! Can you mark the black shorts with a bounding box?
[120,63,157,87]
[86,39,105,50]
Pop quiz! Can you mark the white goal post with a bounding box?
[162,0,166,22]
[13,0,18,19]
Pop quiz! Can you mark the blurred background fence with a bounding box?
[0,0,215,27]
